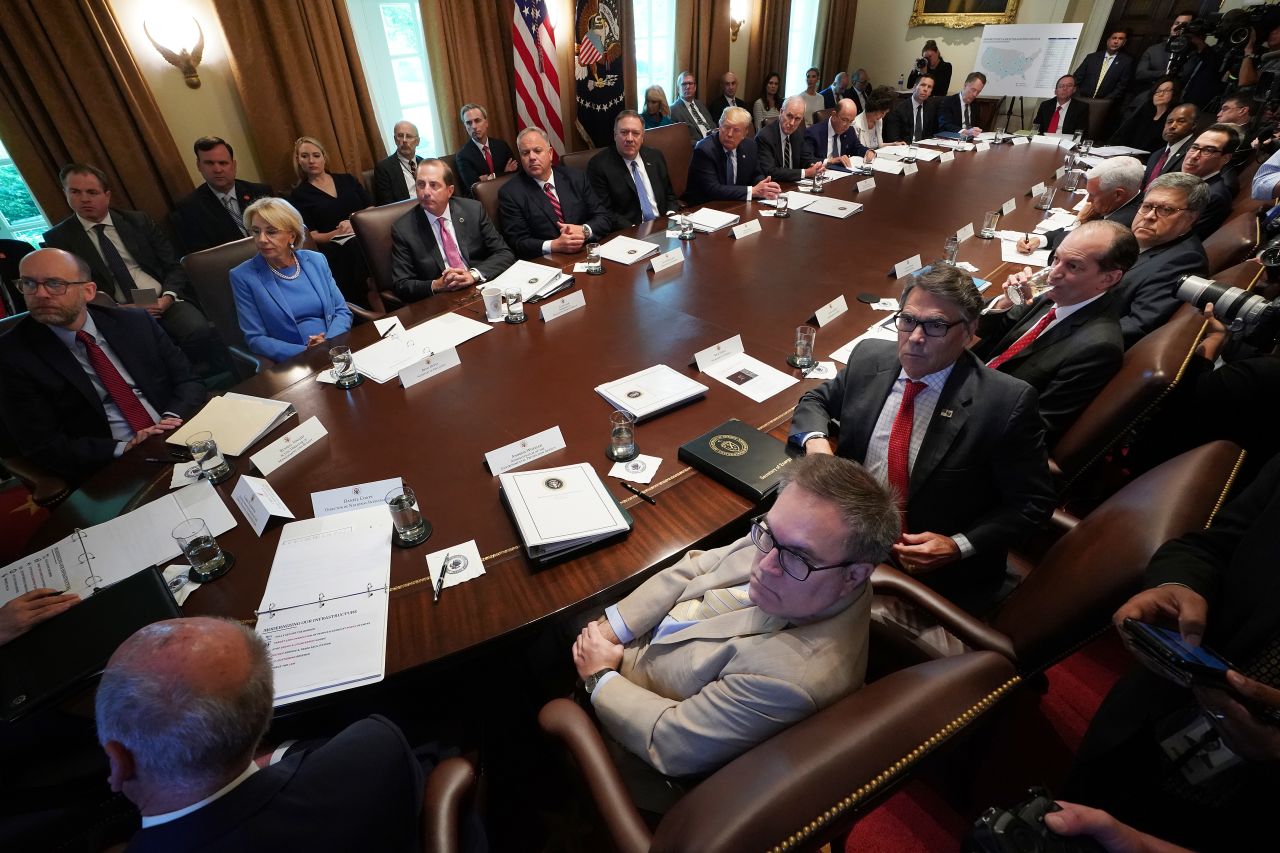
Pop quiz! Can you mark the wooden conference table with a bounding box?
[33,139,1070,689]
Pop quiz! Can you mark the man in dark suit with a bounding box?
[1134,12,1195,89]
[790,265,1056,612]
[937,72,987,139]
[391,159,514,302]
[845,69,870,113]
[587,110,678,229]
[172,137,272,254]
[1142,104,1197,188]
[498,127,613,259]
[1179,123,1239,240]
[1016,156,1146,256]
[453,103,517,197]
[1115,171,1209,347]
[371,120,424,206]
[711,71,747,116]
[803,98,872,168]
[756,96,824,183]
[684,106,782,204]
[1034,75,1090,135]
[820,72,849,110]
[44,164,226,376]
[977,221,1138,446]
[1073,30,1134,100]
[883,75,938,144]
[0,248,204,483]
[670,71,717,143]
[97,617,427,852]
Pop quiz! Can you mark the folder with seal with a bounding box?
[595,364,708,421]
[498,463,633,565]
[678,419,794,503]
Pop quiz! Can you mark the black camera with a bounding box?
[1177,273,1278,339]
[964,787,1105,853]
[915,57,928,72]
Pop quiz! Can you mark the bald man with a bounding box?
[372,120,425,205]
[803,98,872,170]
[99,618,425,851]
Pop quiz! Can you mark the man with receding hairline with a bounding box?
[803,98,872,169]
[372,120,425,205]
[756,96,825,183]
[587,110,679,228]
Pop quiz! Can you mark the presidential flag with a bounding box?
[513,0,566,155]
[574,0,624,148]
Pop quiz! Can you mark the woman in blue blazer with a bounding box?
[230,198,352,361]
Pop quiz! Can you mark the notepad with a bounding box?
[804,197,863,219]
[685,207,740,232]
[597,235,661,265]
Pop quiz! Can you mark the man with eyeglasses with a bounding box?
[569,454,899,787]
[1114,171,1210,348]
[372,120,424,205]
[0,248,204,484]
[789,265,1055,615]
[1178,124,1241,240]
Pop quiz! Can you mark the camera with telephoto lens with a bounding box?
[915,57,928,72]
[964,787,1105,853]
[1177,274,1280,343]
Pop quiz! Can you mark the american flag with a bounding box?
[513,0,565,155]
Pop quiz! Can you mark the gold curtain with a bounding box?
[676,0,732,102]
[421,0,519,153]
[0,0,191,228]
[211,0,385,190]
[816,0,859,79]
[746,0,793,106]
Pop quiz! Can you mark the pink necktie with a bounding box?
[76,329,155,433]
[544,183,564,224]
[988,308,1058,370]
[436,217,465,269]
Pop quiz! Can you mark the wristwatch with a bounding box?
[584,667,614,695]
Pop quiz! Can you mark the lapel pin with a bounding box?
[940,409,954,418]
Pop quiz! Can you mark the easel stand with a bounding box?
[997,96,1027,133]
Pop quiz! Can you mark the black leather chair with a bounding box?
[561,147,600,174]
[643,123,694,201]
[351,199,417,309]
[423,755,478,853]
[471,173,516,234]
[0,237,36,315]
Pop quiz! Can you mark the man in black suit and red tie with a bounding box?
[1034,75,1090,136]
[453,103,518,197]
[684,106,782,204]
[172,137,272,254]
[587,110,679,229]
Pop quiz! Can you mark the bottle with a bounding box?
[898,72,905,89]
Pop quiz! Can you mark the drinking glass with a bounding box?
[1031,124,1041,136]
[906,144,918,162]
[172,517,232,582]
[943,236,960,265]
[586,243,604,275]
[788,325,817,369]
[186,430,232,485]
[775,194,790,217]
[1035,187,1057,210]
[1081,139,1094,155]
[1004,267,1055,306]
[385,485,431,547]
[607,410,638,462]
[980,211,1000,239]
[329,345,361,389]
[678,215,695,240]
[503,288,526,323]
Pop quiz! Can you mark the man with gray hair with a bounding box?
[1016,155,1145,256]
[791,265,1055,613]
[756,96,825,183]
[100,617,424,850]
[372,120,424,205]
[685,105,781,204]
[453,103,517,196]
[670,71,715,142]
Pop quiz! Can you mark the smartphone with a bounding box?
[1121,618,1232,685]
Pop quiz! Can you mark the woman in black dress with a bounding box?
[287,136,373,307]
[907,39,953,96]
[1108,77,1181,154]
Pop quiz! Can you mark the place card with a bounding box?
[231,475,295,536]
[1010,136,1030,146]
[956,222,975,242]
[814,294,849,327]
[694,334,744,372]
[573,262,589,273]
[893,254,923,278]
[1002,197,1017,215]
[311,476,404,518]
[540,290,586,322]
[975,142,991,151]
[250,416,327,477]
[856,177,876,192]
[608,453,662,485]
[1030,181,1046,197]
[484,425,567,475]
[940,151,955,163]
[398,347,460,389]
[1054,166,1066,179]
[904,162,920,175]
[650,247,684,274]
[731,219,762,239]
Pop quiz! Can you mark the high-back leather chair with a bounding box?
[1204,207,1260,274]
[181,237,263,378]
[561,147,600,174]
[0,237,36,315]
[471,172,516,233]
[351,199,417,308]
[362,168,376,198]
[0,312,71,506]
[423,756,478,853]
[1076,96,1115,144]
[643,123,694,200]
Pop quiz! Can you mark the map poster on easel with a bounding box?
[974,23,1083,100]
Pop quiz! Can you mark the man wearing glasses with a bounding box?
[789,265,1055,615]
[1178,124,1241,240]
[371,120,424,205]
[569,454,899,787]
[0,248,204,483]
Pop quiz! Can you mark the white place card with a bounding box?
[694,334,745,372]
[1054,166,1066,179]
[1010,136,1030,146]
[956,222,975,242]
[731,219,762,239]
[975,142,991,152]
[250,417,328,477]
[1002,197,1017,215]
[1030,182,1046,197]
[484,425,567,475]
[804,361,838,380]
[573,262,589,273]
[231,475,295,536]
[956,261,980,272]
[373,316,405,338]
[940,151,955,163]
[814,294,849,327]
[540,290,586,322]
[856,177,876,192]
[398,347,460,389]
[893,254,923,278]
[608,453,662,485]
[903,163,919,175]
[426,539,486,591]
[758,210,776,217]
[311,476,404,518]
[650,247,684,274]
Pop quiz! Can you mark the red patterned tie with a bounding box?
[1047,105,1061,134]
[544,183,564,224]
[887,380,926,513]
[76,329,155,433]
[987,307,1057,370]
[436,217,466,269]
[482,144,494,175]
[1145,147,1170,188]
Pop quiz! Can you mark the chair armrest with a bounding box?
[347,302,385,324]
[228,345,264,379]
[423,755,477,853]
[1,455,70,507]
[651,652,1020,853]
[538,698,652,853]
[870,565,1017,660]
[380,290,405,311]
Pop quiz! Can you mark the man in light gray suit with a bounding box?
[570,454,899,781]
[669,70,717,143]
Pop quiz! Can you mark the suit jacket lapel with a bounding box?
[650,605,785,645]
[417,207,446,269]
[910,355,976,492]
[848,347,900,456]
[63,222,119,301]
[252,256,293,322]
[26,320,103,416]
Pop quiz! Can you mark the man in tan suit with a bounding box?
[571,454,899,780]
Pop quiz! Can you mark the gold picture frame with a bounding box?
[909,1,1020,29]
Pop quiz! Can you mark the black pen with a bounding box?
[144,457,174,464]
[620,481,657,505]
[433,554,449,604]
[380,323,398,339]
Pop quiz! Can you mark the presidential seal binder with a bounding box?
[678,419,793,503]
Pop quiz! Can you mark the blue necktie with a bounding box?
[630,160,655,222]
[727,151,736,185]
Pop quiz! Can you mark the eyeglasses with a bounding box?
[393,133,419,140]
[892,311,964,337]
[1186,143,1225,156]
[749,515,852,582]
[1137,202,1189,219]
[16,277,90,295]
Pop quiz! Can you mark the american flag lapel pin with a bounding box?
[940,409,954,418]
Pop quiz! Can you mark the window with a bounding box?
[346,1,445,158]
[784,0,822,98]
[633,0,677,110]
[0,138,50,247]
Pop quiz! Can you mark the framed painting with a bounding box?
[909,1,1020,29]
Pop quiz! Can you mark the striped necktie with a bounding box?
[543,182,564,223]
[669,586,753,621]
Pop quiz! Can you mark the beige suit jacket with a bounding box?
[594,536,871,777]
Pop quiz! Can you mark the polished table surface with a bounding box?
[32,140,1070,685]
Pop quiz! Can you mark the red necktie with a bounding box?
[544,183,564,224]
[988,307,1058,370]
[482,144,494,175]
[1047,105,1061,134]
[436,217,465,269]
[887,380,926,514]
[76,329,156,433]
[1145,147,1170,188]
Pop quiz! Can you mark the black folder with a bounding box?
[678,419,794,502]
[0,566,181,722]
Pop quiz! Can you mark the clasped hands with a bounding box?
[432,267,476,292]
[549,223,589,254]
[572,618,622,679]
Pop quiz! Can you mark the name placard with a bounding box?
[975,142,991,152]
[1010,136,1030,146]
[1002,197,1017,216]
[398,347,460,389]
[1054,166,1065,179]
[856,177,876,192]
[650,247,684,274]
[250,417,327,477]
[956,222,975,242]
[694,334,745,372]
[311,476,403,518]
[484,426,567,475]
[813,294,849,327]
[903,162,919,175]
[1030,181,1046,197]
[893,254,923,278]
[231,475,294,536]
[940,151,955,163]
[540,290,586,322]
[731,219,762,239]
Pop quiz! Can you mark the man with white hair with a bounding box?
[1017,155,1145,255]
[685,106,781,203]
[756,96,825,183]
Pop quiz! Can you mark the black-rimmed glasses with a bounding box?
[892,311,964,338]
[749,515,852,581]
[16,278,91,295]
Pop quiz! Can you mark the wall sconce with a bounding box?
[144,16,205,89]
[730,0,747,42]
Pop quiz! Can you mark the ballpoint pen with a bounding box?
[619,481,657,505]
[433,553,450,604]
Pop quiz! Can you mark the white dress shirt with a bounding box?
[535,173,593,255]
[140,763,259,828]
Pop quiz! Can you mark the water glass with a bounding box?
[1072,129,1084,148]
[385,485,431,547]
[1005,267,1055,306]
[906,144,918,162]
[775,194,790,217]
[1081,139,1094,155]
[678,215,695,240]
[1031,124,1041,136]
[329,345,361,388]
[788,325,817,369]
[186,430,232,485]
[943,236,960,265]
[980,210,1000,239]
[1063,168,1081,193]
[172,517,231,582]
[503,288,526,324]
[608,410,638,462]
[1035,187,1057,211]
[586,243,604,275]
[993,128,1003,143]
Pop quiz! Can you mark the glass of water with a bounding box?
[679,214,695,240]
[186,430,233,485]
[788,324,817,369]
[906,144,918,162]
[1004,267,1055,306]
[172,517,232,582]
[385,485,431,547]
[1081,139,1094,155]
[943,235,960,265]
[1072,129,1084,148]
[1035,187,1057,211]
[329,345,361,388]
[607,409,638,462]
[503,288,526,324]
[775,194,790,217]
[586,243,604,275]
[980,210,1000,239]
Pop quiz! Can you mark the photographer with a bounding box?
[906,39,952,97]
[1176,19,1226,109]
[1134,12,1197,87]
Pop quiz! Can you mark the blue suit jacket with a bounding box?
[802,119,868,163]
[229,250,353,361]
[684,132,765,204]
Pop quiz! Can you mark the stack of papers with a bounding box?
[805,197,863,219]
[1088,145,1149,157]
[168,393,295,455]
[1032,133,1071,147]
[686,208,740,232]
[595,364,708,420]
[597,235,660,265]
[1001,239,1051,267]
[486,259,565,300]
[499,463,632,561]
[758,190,819,210]
[878,147,942,162]
[830,317,898,363]
[1035,210,1078,233]
[923,138,974,151]
[849,156,904,175]
[353,312,491,383]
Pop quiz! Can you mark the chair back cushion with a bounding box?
[351,199,418,294]
[1075,96,1115,144]
[471,173,515,233]
[1203,208,1259,274]
[644,123,694,199]
[181,237,259,352]
[561,148,600,174]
